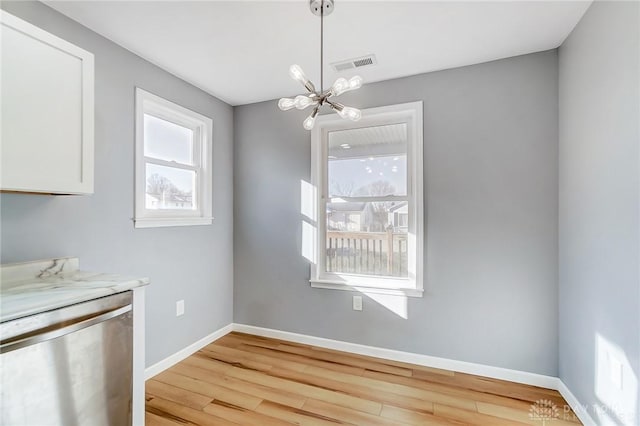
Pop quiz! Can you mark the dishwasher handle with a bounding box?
[0,304,132,354]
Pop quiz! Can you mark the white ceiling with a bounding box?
[45,1,591,106]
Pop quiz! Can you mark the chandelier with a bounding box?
[278,0,363,130]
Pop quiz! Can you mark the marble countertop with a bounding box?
[1,257,149,323]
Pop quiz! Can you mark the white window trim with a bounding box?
[134,88,213,228]
[310,101,424,297]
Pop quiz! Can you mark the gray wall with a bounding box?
[0,1,234,367]
[234,50,559,375]
[559,1,640,424]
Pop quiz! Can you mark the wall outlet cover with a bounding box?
[353,295,363,311]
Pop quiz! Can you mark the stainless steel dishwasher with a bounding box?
[1,291,133,426]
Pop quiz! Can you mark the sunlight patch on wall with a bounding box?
[359,290,408,319]
[301,180,318,264]
[594,333,638,425]
[301,220,317,264]
[300,180,317,222]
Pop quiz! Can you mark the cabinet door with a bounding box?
[1,11,94,194]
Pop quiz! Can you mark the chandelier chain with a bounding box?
[320,0,324,94]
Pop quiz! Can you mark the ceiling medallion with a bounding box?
[278,0,363,130]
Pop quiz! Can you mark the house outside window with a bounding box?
[134,88,213,228]
[310,102,424,296]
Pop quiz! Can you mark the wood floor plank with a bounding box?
[221,333,286,349]
[154,368,265,411]
[302,398,405,426]
[255,400,346,426]
[412,369,566,405]
[167,363,304,409]
[147,379,214,410]
[147,395,238,426]
[194,349,272,373]
[380,404,464,426]
[433,403,530,426]
[202,400,294,426]
[225,365,383,415]
[145,411,186,426]
[362,369,539,412]
[181,352,234,375]
[476,401,582,425]
[154,370,221,399]
[308,345,454,377]
[213,335,245,349]
[276,343,414,377]
[303,365,477,411]
[208,386,265,411]
[147,333,582,426]
[235,342,367,375]
[201,343,308,372]
[268,366,435,414]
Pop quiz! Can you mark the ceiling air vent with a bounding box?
[331,54,377,72]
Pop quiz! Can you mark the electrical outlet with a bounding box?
[353,295,362,311]
[176,300,185,317]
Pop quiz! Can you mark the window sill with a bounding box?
[134,216,213,228]
[310,280,423,297]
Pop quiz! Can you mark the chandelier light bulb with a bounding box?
[278,97,296,111]
[348,75,363,90]
[303,116,316,130]
[330,75,363,96]
[303,107,320,130]
[330,77,350,96]
[289,64,308,84]
[337,106,362,121]
[294,95,316,110]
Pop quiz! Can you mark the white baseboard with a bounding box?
[232,323,558,390]
[145,323,233,380]
[557,380,598,426]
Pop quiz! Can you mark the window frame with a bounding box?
[134,88,213,228]
[310,101,424,297]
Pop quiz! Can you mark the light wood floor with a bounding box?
[146,332,581,425]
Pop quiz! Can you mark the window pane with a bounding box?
[144,114,193,164]
[146,163,196,210]
[325,201,408,277]
[328,123,407,198]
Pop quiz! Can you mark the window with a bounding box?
[134,88,213,228]
[310,102,424,296]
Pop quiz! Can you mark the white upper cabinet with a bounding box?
[1,11,94,194]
